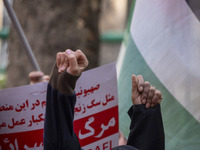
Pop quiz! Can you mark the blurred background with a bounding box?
[0,0,133,89]
[1,1,200,150]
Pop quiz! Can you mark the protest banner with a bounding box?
[74,63,118,150]
[0,82,46,149]
[0,63,118,150]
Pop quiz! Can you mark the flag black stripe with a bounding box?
[186,0,200,21]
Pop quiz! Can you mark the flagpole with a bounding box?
[3,0,40,71]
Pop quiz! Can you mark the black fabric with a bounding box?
[112,145,139,150]
[44,65,164,150]
[186,0,200,21]
[43,84,164,150]
[44,83,81,150]
[127,104,165,150]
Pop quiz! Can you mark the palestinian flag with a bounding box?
[117,0,200,149]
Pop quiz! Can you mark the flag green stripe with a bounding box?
[118,35,200,149]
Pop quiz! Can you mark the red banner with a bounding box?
[0,129,43,149]
[74,106,118,147]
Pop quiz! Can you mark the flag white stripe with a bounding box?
[116,42,127,79]
[131,0,200,122]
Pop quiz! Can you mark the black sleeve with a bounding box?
[43,84,81,150]
[127,104,165,150]
[43,63,81,150]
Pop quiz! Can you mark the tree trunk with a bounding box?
[6,0,101,87]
